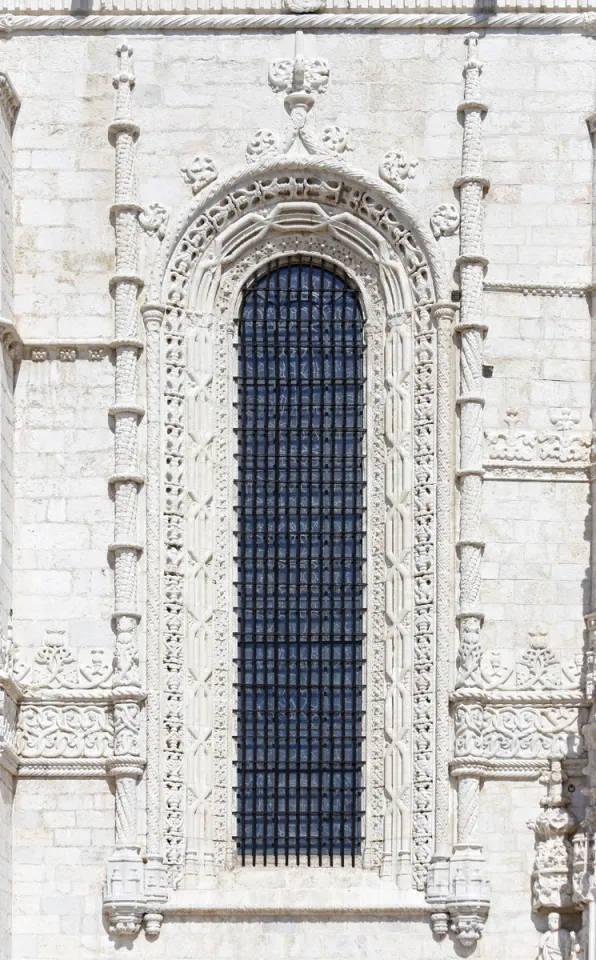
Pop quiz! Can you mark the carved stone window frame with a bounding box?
[155,160,449,894]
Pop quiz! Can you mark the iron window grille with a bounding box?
[235,257,366,866]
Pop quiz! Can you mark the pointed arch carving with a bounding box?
[152,158,452,894]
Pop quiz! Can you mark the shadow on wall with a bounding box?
[70,0,94,13]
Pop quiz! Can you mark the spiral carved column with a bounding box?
[447,32,491,946]
[103,43,147,940]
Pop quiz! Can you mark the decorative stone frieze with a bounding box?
[149,86,449,894]
[0,9,596,28]
[15,630,113,691]
[485,408,591,480]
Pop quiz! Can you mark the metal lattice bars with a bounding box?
[235,258,366,866]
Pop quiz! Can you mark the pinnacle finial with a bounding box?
[114,43,135,86]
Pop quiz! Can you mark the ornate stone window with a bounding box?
[153,165,449,897]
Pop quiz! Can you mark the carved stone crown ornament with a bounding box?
[245,30,350,161]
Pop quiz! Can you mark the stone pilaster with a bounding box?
[429,32,491,946]
[141,303,168,932]
[103,43,146,940]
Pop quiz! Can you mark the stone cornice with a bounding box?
[0,11,595,30]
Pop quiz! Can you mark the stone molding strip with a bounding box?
[484,462,589,481]
[162,890,432,918]
[484,281,587,297]
[18,758,112,777]
[1,11,596,29]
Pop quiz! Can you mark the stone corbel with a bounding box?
[427,778,491,946]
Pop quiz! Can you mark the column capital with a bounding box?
[141,302,166,326]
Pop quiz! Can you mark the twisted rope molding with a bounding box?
[1,11,596,29]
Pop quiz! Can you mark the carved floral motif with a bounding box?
[430,202,460,239]
[180,155,218,195]
[379,149,419,192]
[139,202,170,240]
[246,129,278,161]
[485,408,590,465]
[480,628,583,692]
[15,630,113,691]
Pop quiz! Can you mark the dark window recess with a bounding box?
[235,258,366,866]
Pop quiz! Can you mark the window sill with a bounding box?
[161,871,430,918]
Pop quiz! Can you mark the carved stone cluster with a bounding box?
[485,408,590,468]
[245,33,349,161]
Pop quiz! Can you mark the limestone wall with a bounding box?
[2,24,595,960]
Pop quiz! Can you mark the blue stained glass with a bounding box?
[235,259,365,866]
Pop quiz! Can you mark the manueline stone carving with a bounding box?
[480,630,583,692]
[430,202,460,239]
[320,124,350,154]
[15,631,113,691]
[528,759,577,911]
[180,155,217,195]
[139,202,170,240]
[17,704,113,759]
[246,128,278,161]
[159,165,442,892]
[379,148,419,192]
[485,408,590,465]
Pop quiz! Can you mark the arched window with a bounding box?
[235,258,366,866]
